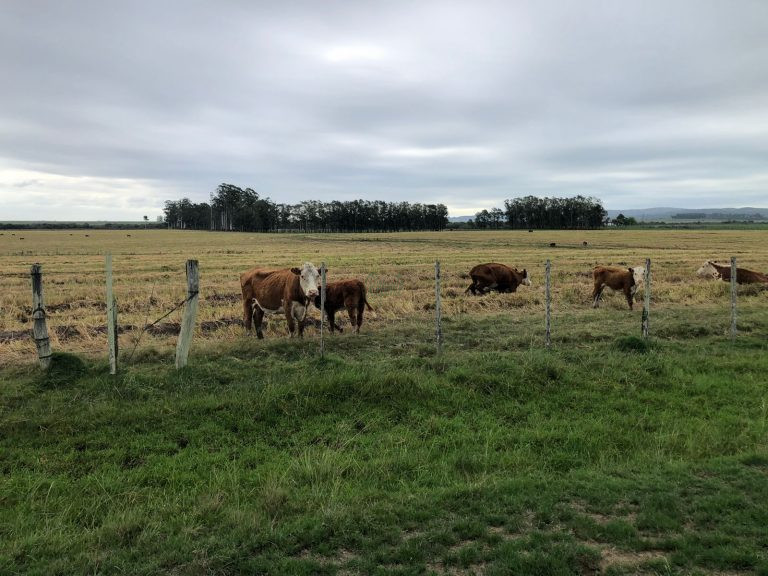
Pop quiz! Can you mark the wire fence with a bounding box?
[8,256,767,370]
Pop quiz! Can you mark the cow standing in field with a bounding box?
[695,261,768,284]
[465,263,531,295]
[313,279,373,334]
[592,266,638,310]
[240,262,321,339]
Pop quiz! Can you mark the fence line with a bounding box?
[106,253,118,374]
[545,259,551,348]
[642,258,651,339]
[435,260,443,354]
[175,260,199,369]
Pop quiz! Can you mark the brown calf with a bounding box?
[592,266,636,310]
[696,261,768,284]
[314,279,373,334]
[240,262,321,339]
[465,263,531,295]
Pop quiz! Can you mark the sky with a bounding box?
[1,0,767,221]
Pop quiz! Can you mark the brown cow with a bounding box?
[240,262,321,339]
[592,266,637,309]
[465,263,531,295]
[313,279,373,334]
[695,261,768,284]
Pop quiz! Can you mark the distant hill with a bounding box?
[605,207,768,222]
[448,215,474,223]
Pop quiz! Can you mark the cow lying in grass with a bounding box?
[240,262,321,339]
[465,263,531,295]
[313,279,373,334]
[592,265,640,310]
[695,261,768,284]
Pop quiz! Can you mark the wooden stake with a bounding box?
[435,260,443,354]
[730,256,737,337]
[175,260,199,369]
[30,263,52,369]
[545,259,551,348]
[320,262,326,358]
[642,258,651,339]
[106,253,118,374]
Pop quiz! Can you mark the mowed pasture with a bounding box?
[2,228,768,364]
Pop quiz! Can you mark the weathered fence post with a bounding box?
[106,253,118,374]
[435,260,443,354]
[545,259,551,349]
[30,263,52,369]
[730,256,737,337]
[175,260,199,369]
[642,258,651,339]
[320,262,327,358]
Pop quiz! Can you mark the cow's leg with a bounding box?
[625,288,634,310]
[285,303,297,337]
[355,299,366,333]
[243,298,253,332]
[345,304,359,334]
[592,284,603,308]
[253,306,265,339]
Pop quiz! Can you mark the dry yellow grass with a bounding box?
[1,228,767,364]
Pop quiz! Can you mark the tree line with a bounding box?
[163,186,608,233]
[163,184,449,232]
[472,195,607,229]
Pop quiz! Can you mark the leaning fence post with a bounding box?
[545,259,551,348]
[30,263,52,369]
[435,260,443,355]
[175,259,199,369]
[730,256,737,337]
[320,262,327,358]
[106,253,118,374]
[642,258,651,339]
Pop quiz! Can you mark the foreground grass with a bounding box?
[1,313,768,575]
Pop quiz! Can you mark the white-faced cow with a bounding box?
[240,262,321,339]
[695,261,768,284]
[592,266,638,310]
[465,263,531,295]
[313,279,373,334]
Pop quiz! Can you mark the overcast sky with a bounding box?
[2,0,767,220]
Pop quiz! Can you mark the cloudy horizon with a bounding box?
[2,0,767,221]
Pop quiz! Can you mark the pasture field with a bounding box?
[1,229,768,575]
[1,228,768,363]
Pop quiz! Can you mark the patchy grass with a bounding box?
[2,313,767,575]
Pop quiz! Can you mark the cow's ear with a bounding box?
[290,267,301,275]
[522,269,527,276]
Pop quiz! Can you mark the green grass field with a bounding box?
[1,230,767,574]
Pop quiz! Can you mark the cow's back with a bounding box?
[241,268,297,310]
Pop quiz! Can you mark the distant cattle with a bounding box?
[240,262,321,339]
[466,263,531,295]
[313,279,373,334]
[592,266,638,310]
[696,261,768,284]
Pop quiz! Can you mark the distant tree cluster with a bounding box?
[474,195,607,229]
[163,183,449,232]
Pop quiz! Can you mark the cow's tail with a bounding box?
[361,285,375,316]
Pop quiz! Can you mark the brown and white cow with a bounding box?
[695,261,768,284]
[240,262,321,339]
[592,265,637,309]
[313,279,373,334]
[465,263,531,295]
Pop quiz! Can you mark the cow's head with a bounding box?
[629,266,645,288]
[696,261,720,279]
[290,262,321,299]
[518,268,531,287]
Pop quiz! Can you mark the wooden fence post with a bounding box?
[30,263,52,369]
[320,262,327,357]
[106,253,118,374]
[435,260,443,354]
[545,259,551,349]
[175,260,199,369]
[642,258,651,339]
[730,256,737,337]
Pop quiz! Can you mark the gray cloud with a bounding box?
[1,0,767,220]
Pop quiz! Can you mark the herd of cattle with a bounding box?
[239,260,768,338]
